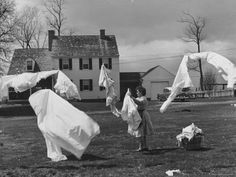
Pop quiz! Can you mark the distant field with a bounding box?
[1,98,236,176]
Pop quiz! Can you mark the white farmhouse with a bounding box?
[7,29,120,101]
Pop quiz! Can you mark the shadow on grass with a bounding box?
[143,147,212,155]
[20,163,117,170]
[67,153,111,161]
[143,147,180,155]
[81,163,117,169]
[184,147,213,151]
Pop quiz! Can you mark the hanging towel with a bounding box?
[99,64,120,117]
[29,89,100,162]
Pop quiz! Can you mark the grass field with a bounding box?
[1,99,236,176]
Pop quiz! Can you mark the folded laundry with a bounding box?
[176,123,203,149]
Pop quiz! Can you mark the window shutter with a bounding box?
[80,80,83,91]
[108,58,112,69]
[89,58,92,70]
[59,59,62,70]
[69,58,72,70]
[79,58,83,70]
[89,79,93,91]
[99,58,102,69]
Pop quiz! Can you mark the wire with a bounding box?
[117,47,236,65]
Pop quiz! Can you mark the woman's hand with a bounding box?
[126,88,131,96]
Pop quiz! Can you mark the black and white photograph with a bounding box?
[1,0,236,176]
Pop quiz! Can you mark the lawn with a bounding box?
[1,99,236,177]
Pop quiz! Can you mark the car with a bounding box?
[157,87,192,102]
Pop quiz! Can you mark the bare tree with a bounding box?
[14,6,40,49]
[203,69,216,91]
[179,12,206,91]
[44,0,66,36]
[32,24,48,49]
[0,0,16,62]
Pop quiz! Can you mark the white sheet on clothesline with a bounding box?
[160,52,236,113]
[0,70,81,100]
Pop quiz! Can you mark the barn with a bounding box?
[141,65,175,100]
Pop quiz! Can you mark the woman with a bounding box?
[131,86,154,151]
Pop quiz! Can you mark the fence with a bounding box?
[189,89,234,98]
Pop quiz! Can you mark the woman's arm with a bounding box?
[131,96,144,106]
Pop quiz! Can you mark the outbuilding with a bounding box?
[141,65,175,100]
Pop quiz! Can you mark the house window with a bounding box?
[62,59,69,69]
[99,58,112,69]
[80,79,93,91]
[83,59,89,69]
[26,59,35,71]
[59,58,72,70]
[79,58,92,70]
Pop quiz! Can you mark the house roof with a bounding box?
[141,65,175,78]
[8,48,53,75]
[51,35,119,58]
[8,31,119,75]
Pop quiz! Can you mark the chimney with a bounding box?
[48,30,55,51]
[100,29,105,40]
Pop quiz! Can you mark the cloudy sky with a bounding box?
[14,0,236,73]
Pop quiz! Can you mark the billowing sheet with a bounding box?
[54,71,80,99]
[0,70,81,100]
[160,56,193,113]
[0,75,15,101]
[189,52,236,88]
[160,52,236,113]
[29,89,100,162]
[99,64,120,117]
[121,89,141,136]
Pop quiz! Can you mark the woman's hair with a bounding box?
[136,86,146,96]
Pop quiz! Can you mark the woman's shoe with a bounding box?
[135,147,149,152]
[135,147,142,152]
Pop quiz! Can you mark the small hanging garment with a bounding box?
[99,64,120,117]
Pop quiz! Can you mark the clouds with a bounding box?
[119,39,235,72]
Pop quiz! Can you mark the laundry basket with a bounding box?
[181,134,203,150]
